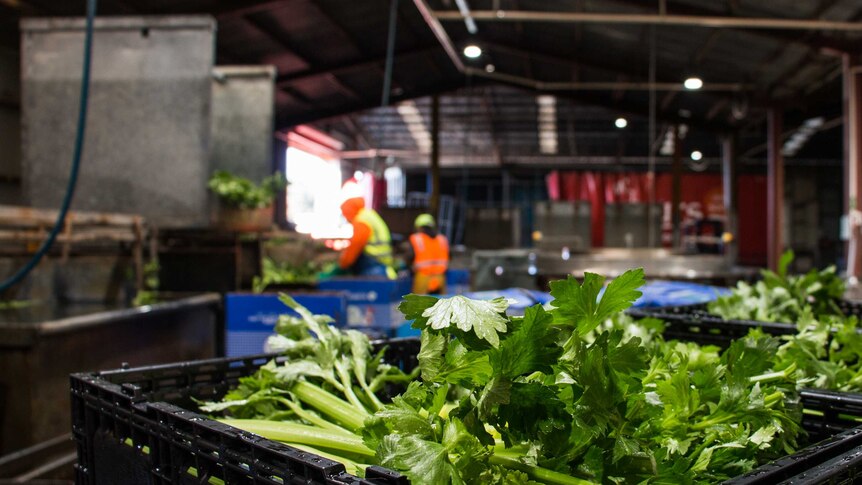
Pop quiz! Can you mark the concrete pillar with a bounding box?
[767,108,785,271]
[210,66,276,182]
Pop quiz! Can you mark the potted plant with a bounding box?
[208,170,286,232]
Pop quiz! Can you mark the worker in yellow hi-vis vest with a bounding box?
[405,213,449,294]
[338,190,397,279]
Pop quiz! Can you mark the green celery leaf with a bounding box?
[612,435,641,464]
[595,269,646,324]
[549,273,605,331]
[437,339,493,387]
[496,305,561,378]
[577,446,605,482]
[417,331,447,381]
[422,296,510,348]
[378,418,488,485]
[378,434,455,484]
[478,465,542,485]
[722,331,781,385]
[477,377,512,421]
[399,294,440,329]
[778,249,794,278]
[550,269,645,335]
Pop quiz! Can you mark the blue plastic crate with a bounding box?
[225,292,347,357]
[632,280,729,308]
[446,268,471,295]
[317,276,413,330]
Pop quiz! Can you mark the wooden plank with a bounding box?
[0,205,142,227]
[0,229,137,243]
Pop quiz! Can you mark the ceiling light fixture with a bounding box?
[463,44,482,59]
[614,117,628,129]
[684,77,703,90]
[690,150,703,161]
[485,64,495,73]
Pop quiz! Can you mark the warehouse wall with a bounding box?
[21,17,216,227]
[0,48,22,205]
[403,166,843,269]
[784,166,843,270]
[210,66,276,182]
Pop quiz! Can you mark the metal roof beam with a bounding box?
[276,45,441,85]
[478,41,748,91]
[614,0,854,53]
[240,15,364,103]
[276,78,469,129]
[214,0,292,20]
[411,0,730,131]
[435,9,862,32]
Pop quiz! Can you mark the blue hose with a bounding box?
[0,0,98,293]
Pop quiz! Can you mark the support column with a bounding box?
[671,125,682,248]
[767,108,785,271]
[721,134,738,264]
[430,95,441,217]
[273,135,288,229]
[502,169,511,209]
[845,56,862,279]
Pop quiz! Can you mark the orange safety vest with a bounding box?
[409,232,449,276]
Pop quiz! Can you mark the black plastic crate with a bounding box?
[72,337,862,485]
[71,338,418,485]
[628,304,799,348]
[629,300,862,349]
[726,426,862,484]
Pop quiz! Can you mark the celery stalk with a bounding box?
[490,451,594,485]
[291,381,369,431]
[221,419,375,458]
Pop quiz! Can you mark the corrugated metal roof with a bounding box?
[2,0,856,166]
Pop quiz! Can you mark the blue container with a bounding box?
[632,281,729,308]
[317,276,413,331]
[225,292,347,357]
[445,268,471,295]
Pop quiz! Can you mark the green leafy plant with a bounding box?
[252,258,336,293]
[708,250,845,323]
[208,170,286,209]
[202,270,812,484]
[0,299,35,310]
[704,250,862,393]
[132,260,160,306]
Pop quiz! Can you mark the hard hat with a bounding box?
[414,213,435,228]
[340,180,364,204]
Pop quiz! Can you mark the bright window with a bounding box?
[285,147,350,239]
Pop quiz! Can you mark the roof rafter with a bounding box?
[214,0,293,20]
[608,0,859,54]
[276,45,441,85]
[307,0,410,96]
[240,13,365,103]
[277,77,469,129]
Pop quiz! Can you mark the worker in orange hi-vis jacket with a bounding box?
[405,213,449,294]
[337,183,397,279]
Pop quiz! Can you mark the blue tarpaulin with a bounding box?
[631,280,729,308]
[395,281,728,337]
